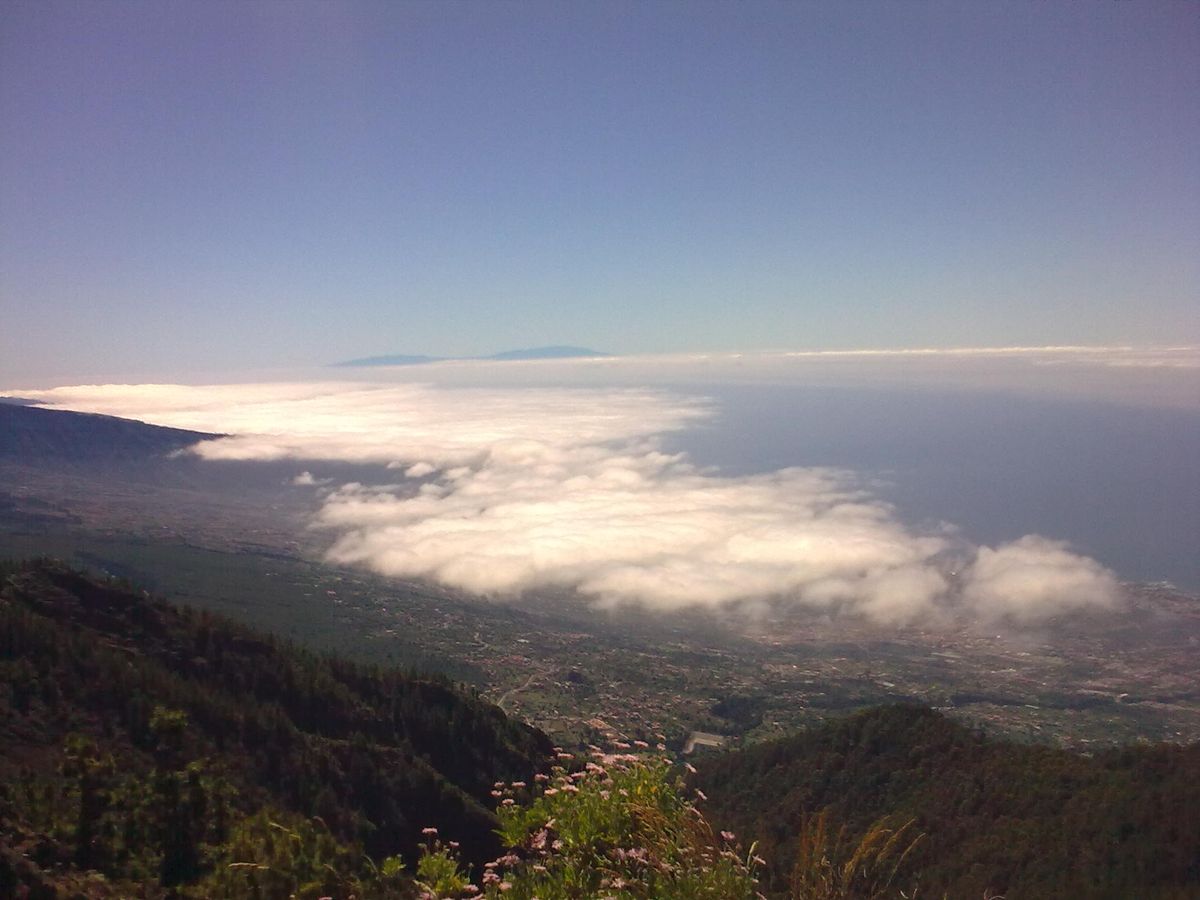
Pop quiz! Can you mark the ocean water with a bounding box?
[668,384,1200,590]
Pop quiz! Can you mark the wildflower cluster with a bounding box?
[414,827,473,898]
[416,746,760,899]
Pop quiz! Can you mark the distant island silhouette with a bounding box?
[332,346,610,367]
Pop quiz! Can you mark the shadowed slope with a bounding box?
[0,559,552,895]
[699,705,1200,898]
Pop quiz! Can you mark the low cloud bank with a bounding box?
[15,380,1121,624]
[963,536,1122,623]
[319,462,950,619]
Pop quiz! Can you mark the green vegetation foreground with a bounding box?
[2,558,1198,898]
[0,558,550,896]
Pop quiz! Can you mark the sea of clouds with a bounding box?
[14,354,1143,626]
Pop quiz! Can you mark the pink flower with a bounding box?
[421,827,438,835]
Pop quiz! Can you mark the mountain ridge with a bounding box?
[332,345,609,367]
[699,704,1200,898]
[0,403,219,465]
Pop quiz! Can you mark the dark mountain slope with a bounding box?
[0,403,216,465]
[0,403,397,547]
[0,559,552,895]
[699,704,1200,898]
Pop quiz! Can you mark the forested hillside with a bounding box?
[0,558,551,897]
[3,558,1199,898]
[699,704,1200,899]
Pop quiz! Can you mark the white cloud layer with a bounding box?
[14,380,1123,624]
[962,536,1122,623]
[292,471,331,487]
[211,344,1197,410]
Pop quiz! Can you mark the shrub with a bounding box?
[415,749,761,899]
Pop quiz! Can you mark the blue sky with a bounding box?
[2,1,1197,380]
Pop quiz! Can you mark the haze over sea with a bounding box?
[675,381,1199,591]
